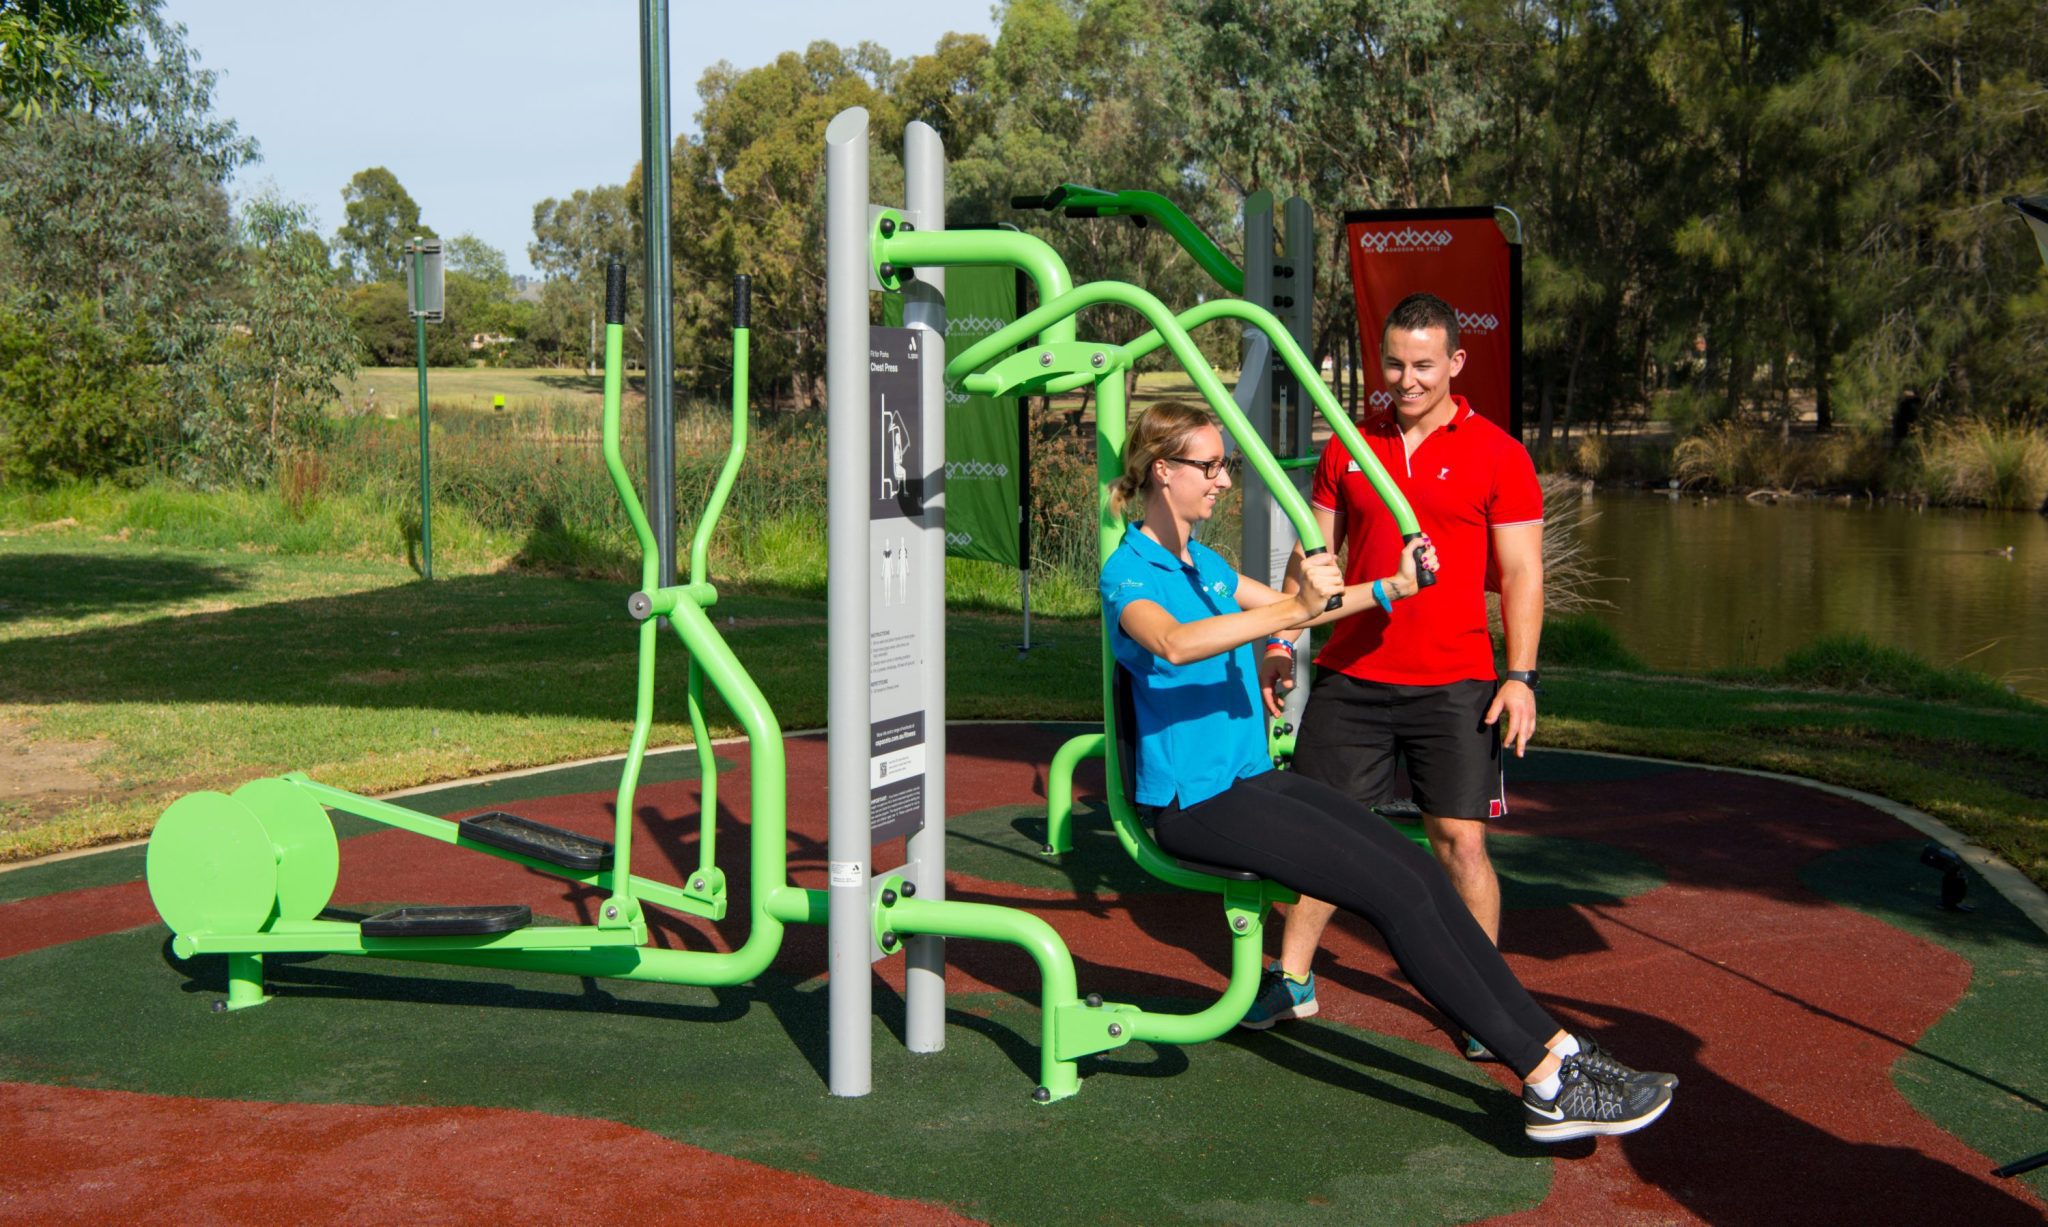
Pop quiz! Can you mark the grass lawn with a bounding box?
[339,367,615,416]
[3,523,2043,888]
[0,531,1099,860]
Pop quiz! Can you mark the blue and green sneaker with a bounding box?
[1239,965,1318,1030]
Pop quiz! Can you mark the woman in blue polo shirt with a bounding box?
[1102,401,1675,1144]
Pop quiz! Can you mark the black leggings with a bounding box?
[1153,770,1560,1077]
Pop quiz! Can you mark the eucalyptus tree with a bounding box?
[1168,0,1494,372]
[335,166,435,283]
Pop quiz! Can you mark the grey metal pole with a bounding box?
[901,120,947,1055]
[824,105,873,1098]
[1282,196,1316,462]
[639,0,676,588]
[411,242,432,581]
[1240,194,1276,585]
[1279,196,1316,725]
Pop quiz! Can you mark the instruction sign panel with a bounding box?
[868,327,927,844]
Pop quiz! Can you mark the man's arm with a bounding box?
[1487,521,1543,756]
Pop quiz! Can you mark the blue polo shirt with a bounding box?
[1099,524,1273,808]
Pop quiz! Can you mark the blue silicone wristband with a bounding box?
[1372,579,1393,614]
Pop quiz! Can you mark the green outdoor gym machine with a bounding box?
[141,107,1433,1110]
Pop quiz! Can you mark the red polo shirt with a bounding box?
[1309,395,1542,685]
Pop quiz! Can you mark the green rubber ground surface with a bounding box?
[1803,839,2048,1200]
[0,924,1550,1224]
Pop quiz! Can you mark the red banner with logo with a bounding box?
[1344,208,1521,436]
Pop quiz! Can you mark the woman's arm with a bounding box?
[1239,522,1439,632]
[1120,554,1342,666]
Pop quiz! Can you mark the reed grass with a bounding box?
[1915,419,2048,511]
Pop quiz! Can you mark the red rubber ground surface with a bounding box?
[3,726,2042,1224]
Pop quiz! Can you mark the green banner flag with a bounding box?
[886,264,1023,567]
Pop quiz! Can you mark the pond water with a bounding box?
[1572,491,2048,699]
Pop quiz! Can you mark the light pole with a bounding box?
[406,238,444,579]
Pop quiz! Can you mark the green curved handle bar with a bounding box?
[948,279,1326,554]
[1025,184,1244,296]
[602,329,661,598]
[878,227,1078,345]
[1122,298,1422,539]
[681,318,752,891]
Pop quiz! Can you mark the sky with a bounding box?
[161,1,1000,278]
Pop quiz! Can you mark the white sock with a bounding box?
[1550,1034,1582,1059]
[1529,1070,1562,1100]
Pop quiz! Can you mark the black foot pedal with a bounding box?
[361,905,532,937]
[1374,797,1423,822]
[459,811,614,871]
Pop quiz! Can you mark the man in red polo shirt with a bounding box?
[1243,293,1544,1052]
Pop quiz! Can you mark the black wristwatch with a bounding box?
[1502,669,1541,692]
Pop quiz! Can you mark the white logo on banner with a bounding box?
[1369,390,1395,410]
[945,531,975,548]
[946,388,972,406]
[946,459,1010,480]
[1356,227,1455,254]
[1455,310,1499,333]
[946,315,1009,337]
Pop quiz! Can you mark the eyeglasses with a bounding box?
[1163,454,1234,479]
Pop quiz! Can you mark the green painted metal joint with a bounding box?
[636,582,719,619]
[1052,999,1142,1062]
[678,865,727,917]
[876,220,1078,344]
[873,873,911,957]
[766,885,827,926]
[597,893,643,930]
[628,875,726,922]
[961,340,1126,399]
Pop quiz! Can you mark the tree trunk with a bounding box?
[1812,324,1834,434]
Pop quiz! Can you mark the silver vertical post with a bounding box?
[901,120,947,1055]
[1240,194,1277,584]
[1278,196,1316,724]
[638,0,676,589]
[825,105,873,1098]
[1281,197,1317,462]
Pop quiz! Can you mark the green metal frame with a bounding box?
[143,211,1421,1104]
[145,304,819,1011]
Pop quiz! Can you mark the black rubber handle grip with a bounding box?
[733,274,750,329]
[1011,190,1061,211]
[605,261,627,326]
[1402,532,1438,588]
[1303,545,1343,612]
[1064,205,1103,218]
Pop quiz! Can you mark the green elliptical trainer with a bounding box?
[144,268,818,1007]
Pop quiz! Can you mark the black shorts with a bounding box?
[1291,671,1504,821]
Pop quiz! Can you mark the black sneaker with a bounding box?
[1571,1035,1678,1090]
[1523,1057,1674,1143]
